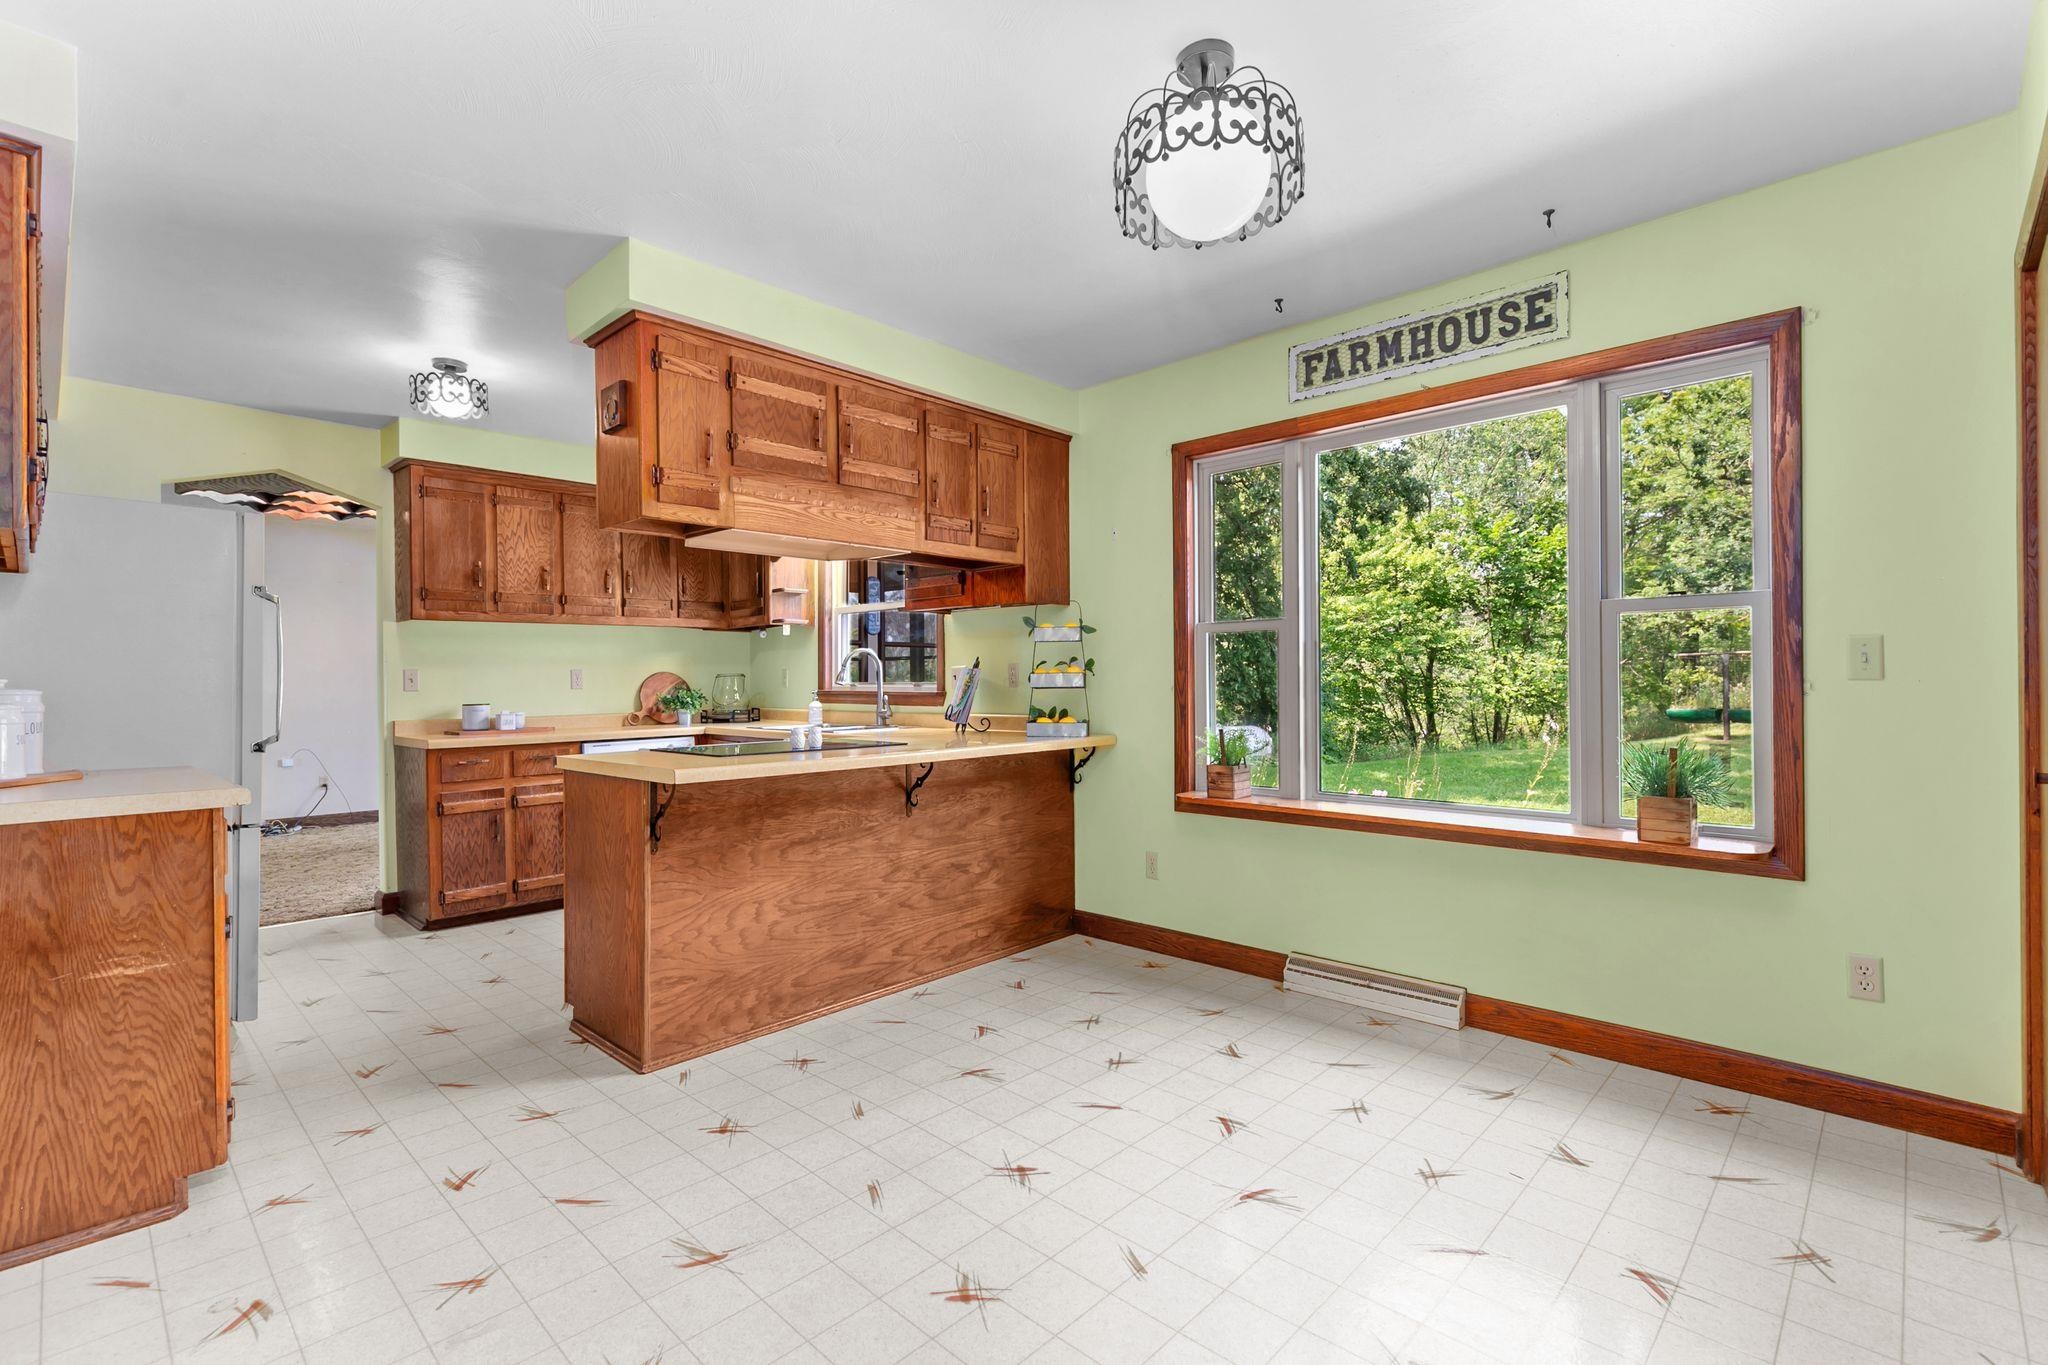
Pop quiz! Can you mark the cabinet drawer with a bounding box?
[436,791,509,817]
[436,749,509,784]
[512,745,574,777]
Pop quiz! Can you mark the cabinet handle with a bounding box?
[625,570,634,595]
[603,569,613,594]
[473,561,484,587]
[704,429,713,466]
[540,565,550,589]
[982,489,990,517]
[930,476,939,508]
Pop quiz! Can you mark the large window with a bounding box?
[821,560,944,697]
[1177,315,1801,875]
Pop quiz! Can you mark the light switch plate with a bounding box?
[1848,635,1884,681]
[401,668,419,693]
[569,668,584,691]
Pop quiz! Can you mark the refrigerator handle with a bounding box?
[251,586,281,753]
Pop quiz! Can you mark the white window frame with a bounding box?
[822,561,944,693]
[1191,343,1773,838]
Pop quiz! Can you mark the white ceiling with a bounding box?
[1,0,2029,444]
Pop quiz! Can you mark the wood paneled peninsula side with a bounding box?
[555,728,1112,1073]
[0,768,247,1269]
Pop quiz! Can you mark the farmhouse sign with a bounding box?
[1288,272,1570,402]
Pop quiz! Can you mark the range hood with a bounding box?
[172,471,376,521]
[682,526,908,561]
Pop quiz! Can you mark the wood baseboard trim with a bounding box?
[1070,911,2018,1156]
[375,891,403,915]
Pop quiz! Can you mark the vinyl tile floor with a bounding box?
[5,909,2045,1365]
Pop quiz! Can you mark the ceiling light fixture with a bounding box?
[1113,37,1304,250]
[409,356,488,421]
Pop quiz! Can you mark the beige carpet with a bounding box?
[260,819,380,925]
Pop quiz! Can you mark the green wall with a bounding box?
[1069,114,2026,1109]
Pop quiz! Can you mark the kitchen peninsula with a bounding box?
[556,724,1111,1073]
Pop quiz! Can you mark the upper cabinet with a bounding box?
[974,420,1024,556]
[731,351,833,483]
[492,483,561,618]
[392,459,778,632]
[0,138,43,575]
[584,311,1069,594]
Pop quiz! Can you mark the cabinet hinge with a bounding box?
[437,891,447,906]
[725,368,735,389]
[650,464,665,487]
[726,430,736,452]
[418,586,427,602]
[24,211,37,239]
[226,1095,235,1121]
[651,347,660,372]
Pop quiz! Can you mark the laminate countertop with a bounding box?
[0,768,250,826]
[391,714,708,750]
[553,728,1112,787]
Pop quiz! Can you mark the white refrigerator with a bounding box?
[0,491,274,1020]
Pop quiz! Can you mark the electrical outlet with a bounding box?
[277,755,294,768]
[1145,851,1158,880]
[780,668,788,687]
[1848,954,1884,1001]
[1007,662,1020,688]
[569,668,584,691]
[401,668,419,693]
[1848,635,1884,681]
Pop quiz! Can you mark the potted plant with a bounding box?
[654,683,708,726]
[1205,728,1254,800]
[1623,741,1731,846]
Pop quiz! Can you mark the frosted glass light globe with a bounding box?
[1146,95,1271,243]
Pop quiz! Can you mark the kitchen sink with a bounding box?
[748,723,903,735]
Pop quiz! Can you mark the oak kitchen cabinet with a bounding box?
[393,740,573,927]
[0,135,42,576]
[586,310,1071,606]
[392,459,797,631]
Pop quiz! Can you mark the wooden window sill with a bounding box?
[1175,791,1797,879]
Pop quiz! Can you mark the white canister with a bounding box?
[460,703,491,731]
[0,700,23,780]
[0,683,43,774]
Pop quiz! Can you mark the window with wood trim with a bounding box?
[819,559,945,699]
[1173,313,1803,876]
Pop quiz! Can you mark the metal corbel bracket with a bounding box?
[1069,747,1097,788]
[904,763,935,814]
[649,784,678,849]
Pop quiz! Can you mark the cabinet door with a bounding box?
[0,145,33,572]
[434,791,509,910]
[560,494,621,619]
[414,470,493,614]
[620,534,678,618]
[975,421,1024,554]
[836,384,921,499]
[922,405,977,549]
[904,563,973,611]
[651,332,730,518]
[675,545,727,627]
[509,782,564,900]
[492,484,561,617]
[723,554,770,629]
[731,351,833,482]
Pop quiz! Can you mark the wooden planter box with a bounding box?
[1636,795,1698,846]
[1206,763,1253,800]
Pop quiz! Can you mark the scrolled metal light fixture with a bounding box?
[1113,37,1304,250]
[409,356,488,421]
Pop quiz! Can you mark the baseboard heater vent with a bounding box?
[1283,953,1466,1029]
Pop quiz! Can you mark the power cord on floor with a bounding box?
[261,748,362,836]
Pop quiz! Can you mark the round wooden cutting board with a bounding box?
[627,671,688,725]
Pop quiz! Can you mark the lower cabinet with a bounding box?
[394,742,571,928]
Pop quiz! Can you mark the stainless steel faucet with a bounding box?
[838,647,893,728]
